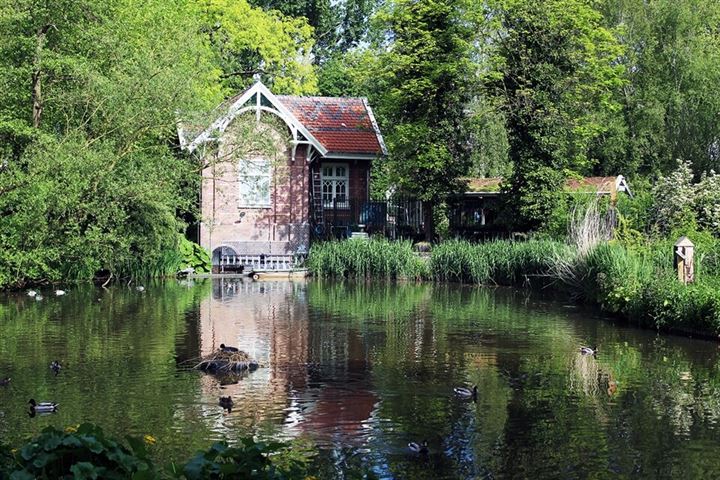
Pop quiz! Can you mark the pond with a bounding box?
[1,279,720,478]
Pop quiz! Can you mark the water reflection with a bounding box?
[3,280,720,478]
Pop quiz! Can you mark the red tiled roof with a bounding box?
[277,95,384,156]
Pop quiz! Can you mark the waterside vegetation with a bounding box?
[0,424,313,480]
[310,236,720,337]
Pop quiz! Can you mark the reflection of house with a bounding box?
[179,82,386,271]
[450,176,632,238]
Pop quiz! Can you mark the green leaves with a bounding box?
[196,0,317,95]
[488,0,625,230]
[5,424,158,480]
[180,439,311,480]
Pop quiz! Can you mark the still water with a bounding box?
[1,279,720,478]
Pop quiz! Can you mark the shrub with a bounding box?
[180,439,312,480]
[2,424,157,479]
[178,235,211,273]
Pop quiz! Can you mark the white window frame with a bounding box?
[321,162,349,209]
[238,157,272,208]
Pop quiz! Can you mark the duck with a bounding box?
[135,286,145,292]
[408,440,429,455]
[453,385,478,399]
[219,396,234,411]
[55,290,66,296]
[0,377,10,387]
[579,346,597,356]
[50,360,62,375]
[27,290,37,297]
[220,344,239,353]
[28,399,59,413]
[34,294,43,301]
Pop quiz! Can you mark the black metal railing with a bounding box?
[313,197,424,240]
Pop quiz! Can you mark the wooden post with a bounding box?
[674,236,695,284]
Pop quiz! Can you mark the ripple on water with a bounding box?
[3,281,720,478]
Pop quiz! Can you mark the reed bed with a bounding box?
[307,238,428,280]
[430,239,572,285]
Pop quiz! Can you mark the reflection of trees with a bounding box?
[0,281,212,461]
[308,282,720,478]
[7,280,720,476]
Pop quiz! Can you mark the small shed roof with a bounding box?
[464,175,632,197]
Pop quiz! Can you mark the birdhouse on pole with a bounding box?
[674,236,694,284]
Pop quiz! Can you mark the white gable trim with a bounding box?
[615,175,632,198]
[182,82,328,158]
[363,98,388,156]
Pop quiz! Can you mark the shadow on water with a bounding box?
[2,279,720,478]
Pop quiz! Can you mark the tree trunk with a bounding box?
[32,25,54,128]
[423,200,434,242]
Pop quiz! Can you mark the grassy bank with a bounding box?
[308,238,720,337]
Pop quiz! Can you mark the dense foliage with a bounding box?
[0,0,314,288]
[0,424,311,479]
[3,0,720,286]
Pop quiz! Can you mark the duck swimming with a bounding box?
[579,346,597,356]
[220,344,239,353]
[55,290,66,296]
[453,385,478,399]
[219,396,234,412]
[27,290,37,297]
[28,399,59,413]
[408,440,429,455]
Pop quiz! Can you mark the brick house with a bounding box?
[179,82,386,271]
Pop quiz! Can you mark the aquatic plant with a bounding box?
[307,238,429,280]
[430,239,570,285]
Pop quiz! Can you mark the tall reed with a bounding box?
[307,238,428,280]
[430,239,571,285]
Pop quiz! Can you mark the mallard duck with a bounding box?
[408,440,429,455]
[0,377,10,387]
[579,346,597,356]
[28,399,59,413]
[219,396,233,411]
[220,344,239,353]
[453,385,478,399]
[50,360,62,375]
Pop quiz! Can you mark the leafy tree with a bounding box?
[194,0,317,95]
[600,0,720,175]
[489,0,625,231]
[0,0,216,287]
[373,0,481,240]
[249,0,379,62]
